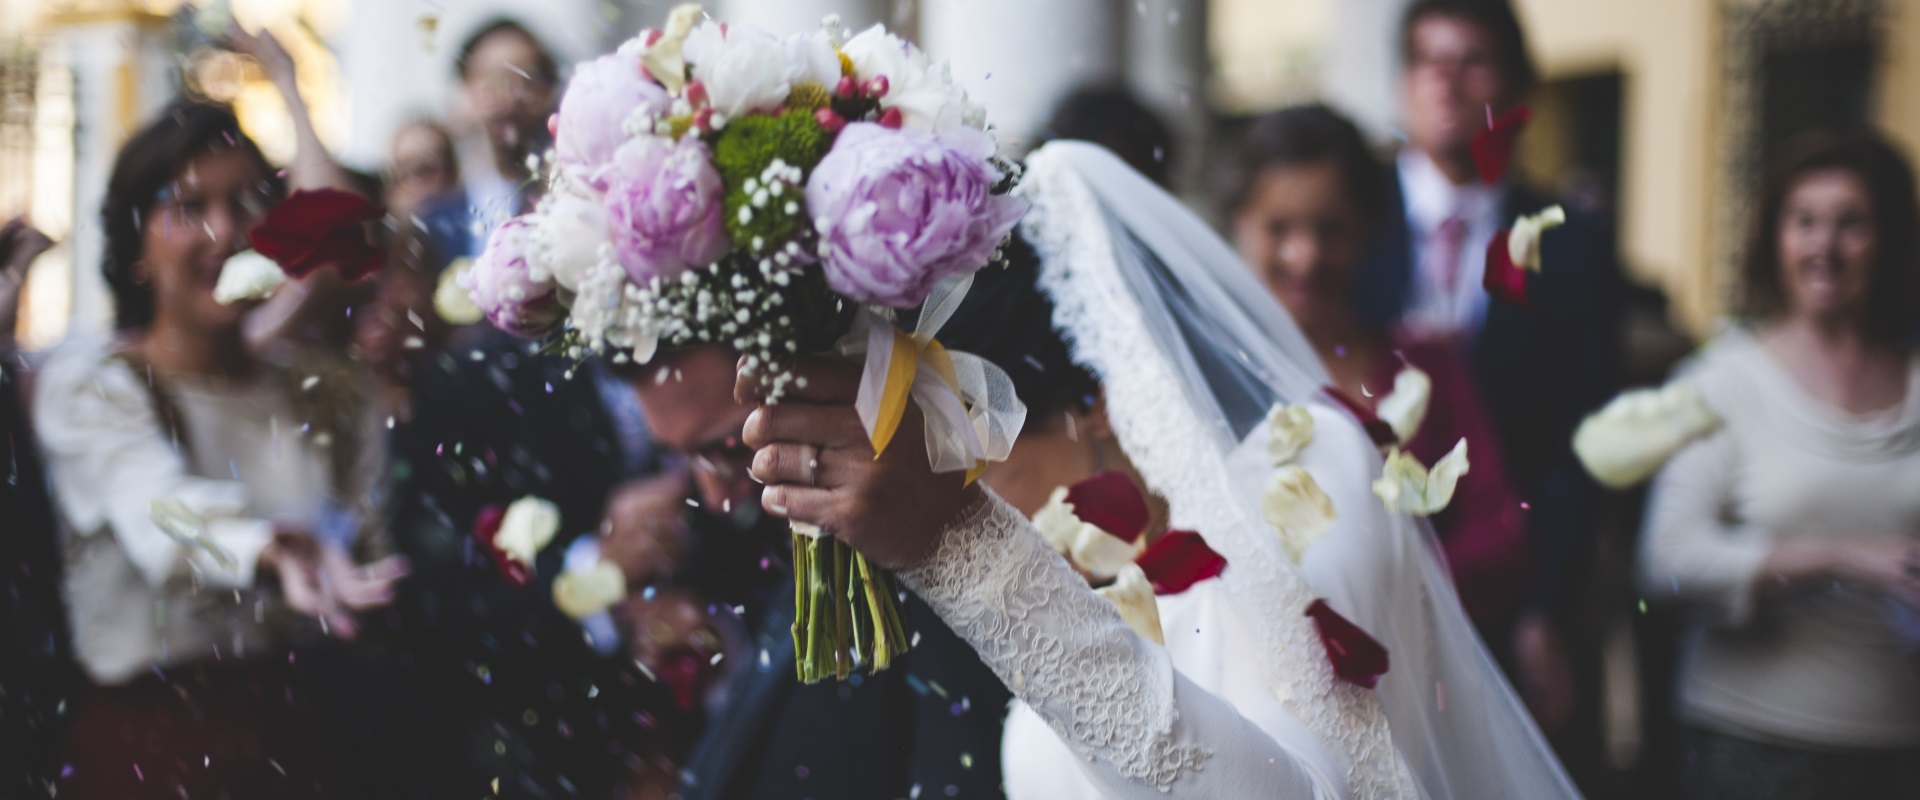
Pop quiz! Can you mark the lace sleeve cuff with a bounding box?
[899,488,1208,790]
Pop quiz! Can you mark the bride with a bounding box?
[739,141,1580,798]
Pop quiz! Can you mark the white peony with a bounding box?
[495,495,562,567]
[1574,383,1721,489]
[1262,465,1337,564]
[528,174,610,292]
[684,21,799,120]
[1264,403,1315,466]
[433,258,483,325]
[838,25,985,132]
[1507,205,1566,272]
[1373,439,1470,517]
[213,250,285,305]
[553,558,628,620]
[782,30,842,90]
[1375,366,1432,444]
[1095,563,1164,645]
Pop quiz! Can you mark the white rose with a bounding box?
[1574,383,1721,489]
[1094,563,1164,645]
[434,257,484,325]
[495,495,562,567]
[1262,465,1336,564]
[1507,205,1566,272]
[839,25,985,131]
[782,30,842,90]
[1375,365,1432,444]
[553,558,628,620]
[213,250,285,305]
[528,174,610,292]
[1264,403,1315,466]
[684,22,795,119]
[1372,439,1470,517]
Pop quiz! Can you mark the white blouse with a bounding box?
[34,339,379,684]
[1641,330,1920,748]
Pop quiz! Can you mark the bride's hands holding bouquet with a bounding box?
[739,356,982,570]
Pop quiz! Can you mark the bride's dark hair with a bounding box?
[937,231,1099,429]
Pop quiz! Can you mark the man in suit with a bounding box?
[1349,0,1625,745]
[614,345,1011,800]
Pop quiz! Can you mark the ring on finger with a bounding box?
[803,444,820,487]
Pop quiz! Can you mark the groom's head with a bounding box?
[618,345,758,513]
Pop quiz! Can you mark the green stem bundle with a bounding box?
[791,529,910,683]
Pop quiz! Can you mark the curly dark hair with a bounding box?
[1214,104,1388,230]
[1399,0,1538,98]
[100,99,273,331]
[1741,129,1920,343]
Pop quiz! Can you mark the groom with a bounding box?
[613,345,1010,800]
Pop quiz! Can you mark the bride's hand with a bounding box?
[738,356,982,570]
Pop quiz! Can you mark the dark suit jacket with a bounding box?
[677,513,1011,800]
[1351,166,1625,619]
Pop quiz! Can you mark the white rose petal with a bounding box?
[1030,486,1081,554]
[1095,563,1164,645]
[1574,383,1721,489]
[1507,205,1567,272]
[212,250,286,305]
[553,558,628,620]
[1376,366,1432,444]
[434,257,483,325]
[495,495,562,567]
[1373,439,1470,516]
[684,22,799,119]
[1071,525,1141,582]
[1262,465,1337,564]
[1264,403,1315,466]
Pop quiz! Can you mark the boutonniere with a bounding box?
[249,188,384,282]
[1574,383,1722,488]
[1483,205,1565,307]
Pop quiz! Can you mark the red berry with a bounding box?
[878,107,903,129]
[685,80,708,106]
[835,76,859,98]
[865,75,889,99]
[547,113,559,137]
[693,107,715,131]
[642,28,661,46]
[815,107,846,134]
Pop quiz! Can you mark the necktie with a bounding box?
[1428,215,1468,294]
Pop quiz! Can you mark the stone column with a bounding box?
[919,0,1124,151]
[1123,0,1208,192]
[1322,0,1410,139]
[40,2,175,340]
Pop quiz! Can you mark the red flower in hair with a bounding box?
[249,188,383,281]
[1066,470,1150,543]
[1469,106,1530,185]
[1305,599,1390,689]
[472,503,530,588]
[1135,530,1226,594]
[1322,387,1399,447]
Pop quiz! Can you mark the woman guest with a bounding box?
[1220,105,1530,633]
[33,100,404,799]
[1641,130,1920,799]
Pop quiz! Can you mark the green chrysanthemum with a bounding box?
[713,108,833,253]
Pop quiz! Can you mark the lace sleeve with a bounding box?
[900,489,1337,798]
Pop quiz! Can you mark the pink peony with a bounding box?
[805,123,1026,307]
[465,217,565,338]
[555,54,670,182]
[603,136,731,283]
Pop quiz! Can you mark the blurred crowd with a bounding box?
[2,1,1917,799]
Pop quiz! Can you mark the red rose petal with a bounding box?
[1135,530,1226,594]
[1469,105,1531,185]
[248,188,382,281]
[1482,228,1530,307]
[471,503,529,589]
[1066,471,1150,543]
[1322,387,1399,447]
[1305,599,1390,689]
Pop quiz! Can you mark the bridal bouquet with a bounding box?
[465,5,1028,682]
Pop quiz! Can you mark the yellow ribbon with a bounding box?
[867,327,987,485]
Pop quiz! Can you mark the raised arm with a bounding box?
[739,357,1340,799]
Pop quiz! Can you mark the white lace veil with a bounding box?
[1015,141,1579,800]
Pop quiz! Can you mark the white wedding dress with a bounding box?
[896,143,1580,799]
